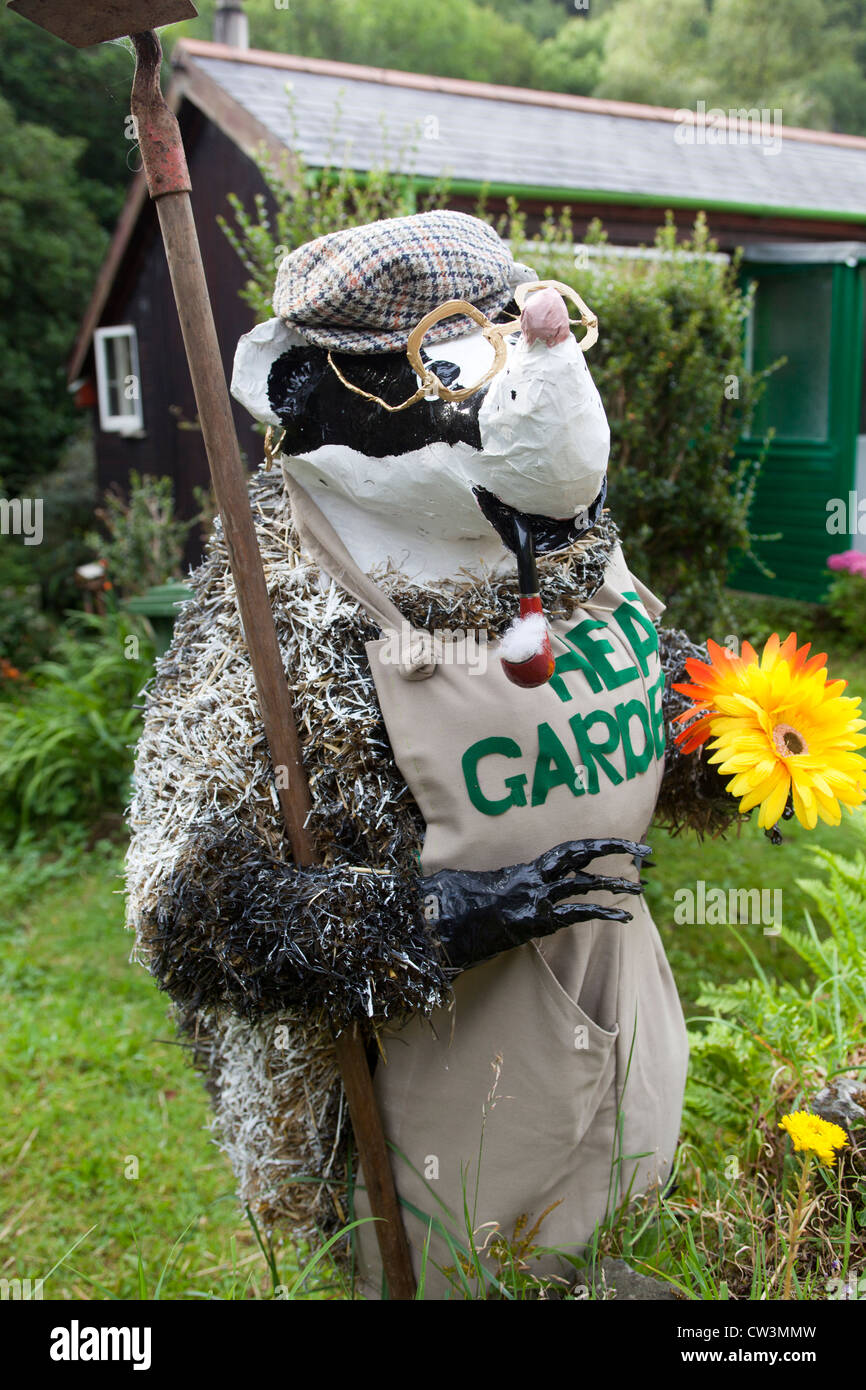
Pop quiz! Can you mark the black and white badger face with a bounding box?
[267,342,483,458]
[231,311,611,581]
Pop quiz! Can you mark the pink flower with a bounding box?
[827,550,866,576]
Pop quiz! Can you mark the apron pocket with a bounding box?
[528,940,619,1150]
[530,935,620,1049]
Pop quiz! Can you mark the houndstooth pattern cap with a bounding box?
[272,209,536,354]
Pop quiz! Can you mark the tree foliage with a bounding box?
[0,98,107,496]
[595,0,866,132]
[0,9,139,490]
[533,14,612,95]
[176,0,539,86]
[0,7,135,228]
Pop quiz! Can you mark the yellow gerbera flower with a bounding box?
[779,1110,850,1166]
[673,633,866,830]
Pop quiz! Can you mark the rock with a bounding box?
[594,1257,679,1301]
[812,1077,866,1138]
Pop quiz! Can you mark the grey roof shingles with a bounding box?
[193,53,866,217]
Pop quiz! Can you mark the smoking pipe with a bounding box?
[499,515,555,689]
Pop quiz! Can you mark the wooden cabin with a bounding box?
[69,37,866,595]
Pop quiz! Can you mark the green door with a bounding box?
[733,261,862,601]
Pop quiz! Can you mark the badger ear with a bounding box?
[267,346,329,421]
[232,317,310,426]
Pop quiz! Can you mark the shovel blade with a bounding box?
[6,0,197,46]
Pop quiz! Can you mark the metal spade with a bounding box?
[7,0,197,47]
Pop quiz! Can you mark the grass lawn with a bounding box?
[0,841,305,1300]
[648,811,866,1013]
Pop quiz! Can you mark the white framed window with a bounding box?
[94,325,144,434]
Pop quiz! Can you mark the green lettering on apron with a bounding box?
[568,709,624,795]
[549,643,604,702]
[612,593,660,678]
[531,721,584,807]
[564,617,640,692]
[647,669,667,758]
[462,736,528,817]
[615,697,654,779]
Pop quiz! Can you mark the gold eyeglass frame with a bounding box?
[323,279,600,413]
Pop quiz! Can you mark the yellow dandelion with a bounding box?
[673,633,866,831]
[778,1109,849,1297]
[779,1110,850,1166]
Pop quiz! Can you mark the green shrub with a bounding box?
[85,471,193,597]
[0,544,55,684]
[30,434,99,604]
[825,568,866,646]
[0,435,98,676]
[0,96,106,494]
[0,610,154,842]
[725,588,834,651]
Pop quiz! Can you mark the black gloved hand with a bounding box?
[418,837,651,973]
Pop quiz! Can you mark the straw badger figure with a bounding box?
[127,211,738,1297]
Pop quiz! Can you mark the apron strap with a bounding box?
[281,463,437,681]
[582,543,666,621]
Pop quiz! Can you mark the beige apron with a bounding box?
[285,476,689,1300]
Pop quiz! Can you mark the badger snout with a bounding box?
[474,315,610,522]
[520,287,571,347]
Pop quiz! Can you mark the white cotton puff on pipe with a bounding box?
[498,611,549,663]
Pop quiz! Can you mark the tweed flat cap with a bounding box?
[272,209,535,354]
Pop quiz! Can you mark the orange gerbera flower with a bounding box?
[672,633,866,830]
